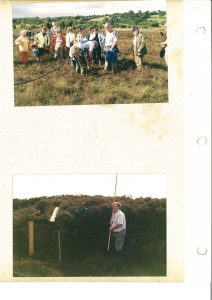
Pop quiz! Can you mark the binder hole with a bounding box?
[197,137,207,146]
[196,27,206,35]
[197,247,207,255]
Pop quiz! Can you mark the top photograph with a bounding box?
[13,0,168,106]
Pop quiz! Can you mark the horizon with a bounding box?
[13,1,166,19]
[13,193,166,201]
[13,174,166,199]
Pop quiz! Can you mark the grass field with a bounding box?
[14,28,168,106]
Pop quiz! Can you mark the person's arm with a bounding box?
[66,33,70,47]
[109,213,124,231]
[34,34,39,45]
[15,36,21,46]
[109,223,121,231]
[110,32,118,51]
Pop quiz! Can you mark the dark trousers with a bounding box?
[93,46,102,63]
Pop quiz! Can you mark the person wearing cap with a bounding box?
[109,202,126,252]
[15,30,31,64]
[34,27,51,62]
[132,27,147,70]
[65,27,75,58]
[52,29,66,59]
[69,40,98,75]
[89,27,105,65]
[104,23,119,72]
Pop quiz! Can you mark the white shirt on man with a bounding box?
[105,31,118,47]
[111,210,126,232]
[77,41,95,51]
[69,41,95,58]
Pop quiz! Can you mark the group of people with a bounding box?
[15,21,167,75]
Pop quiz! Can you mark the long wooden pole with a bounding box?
[107,174,118,251]
[28,221,34,257]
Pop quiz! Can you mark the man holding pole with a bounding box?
[109,202,126,252]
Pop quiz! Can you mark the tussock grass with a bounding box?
[14,29,168,106]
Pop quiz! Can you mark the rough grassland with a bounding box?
[14,29,168,106]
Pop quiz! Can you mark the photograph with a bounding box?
[13,174,167,277]
[13,0,168,106]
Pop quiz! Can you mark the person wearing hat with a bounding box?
[132,27,147,70]
[65,27,76,58]
[104,23,119,72]
[15,30,31,64]
[33,27,51,62]
[69,40,98,75]
[52,29,66,59]
[109,202,126,252]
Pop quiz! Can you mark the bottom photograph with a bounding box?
[13,174,166,277]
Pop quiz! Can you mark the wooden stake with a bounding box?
[28,221,34,256]
[57,230,62,266]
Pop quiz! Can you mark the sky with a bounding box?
[13,174,166,199]
[13,1,166,18]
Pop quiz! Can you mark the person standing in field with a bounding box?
[50,22,60,36]
[15,30,31,64]
[33,27,51,62]
[76,28,87,42]
[65,27,75,59]
[69,40,98,75]
[52,29,66,59]
[132,27,147,70]
[89,27,105,65]
[110,202,126,252]
[104,23,119,72]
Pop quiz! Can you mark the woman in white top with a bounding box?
[65,27,75,59]
[104,23,118,72]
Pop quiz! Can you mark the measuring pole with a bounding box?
[28,221,34,257]
[107,174,118,251]
[57,230,62,266]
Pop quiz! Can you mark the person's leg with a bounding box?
[104,48,111,70]
[23,52,29,64]
[115,230,126,252]
[97,46,102,65]
[111,49,118,72]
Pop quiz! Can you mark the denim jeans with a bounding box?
[105,46,118,66]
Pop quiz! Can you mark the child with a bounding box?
[15,30,30,64]
[52,30,66,59]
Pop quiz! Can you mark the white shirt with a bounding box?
[133,35,137,47]
[111,210,126,232]
[105,31,118,47]
[77,41,95,52]
[66,32,75,47]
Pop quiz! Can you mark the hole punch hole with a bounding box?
[197,247,207,255]
[197,137,207,146]
[196,27,206,35]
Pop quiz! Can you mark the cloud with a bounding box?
[13,1,166,18]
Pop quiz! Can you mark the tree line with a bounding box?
[13,10,166,31]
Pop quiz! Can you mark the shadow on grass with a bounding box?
[144,61,168,71]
